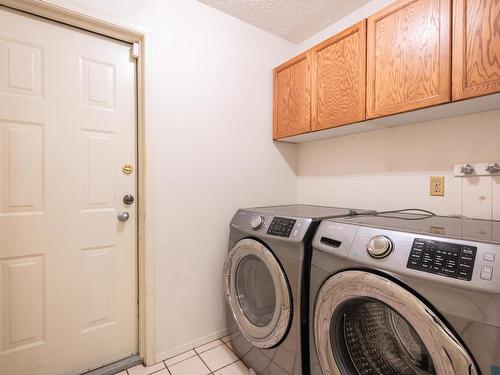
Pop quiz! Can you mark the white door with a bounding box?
[0,7,138,375]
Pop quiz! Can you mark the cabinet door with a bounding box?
[273,52,311,139]
[366,0,451,119]
[453,0,500,100]
[311,21,367,131]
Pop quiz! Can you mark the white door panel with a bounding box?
[0,6,137,375]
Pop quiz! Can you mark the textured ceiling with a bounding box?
[198,0,372,43]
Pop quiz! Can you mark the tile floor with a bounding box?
[114,335,249,375]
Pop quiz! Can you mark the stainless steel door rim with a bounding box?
[224,238,291,348]
[314,270,478,375]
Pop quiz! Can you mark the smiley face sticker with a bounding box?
[122,163,134,175]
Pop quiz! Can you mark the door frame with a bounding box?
[0,0,155,365]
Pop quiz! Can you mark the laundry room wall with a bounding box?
[293,0,500,220]
[47,0,298,362]
[296,110,500,218]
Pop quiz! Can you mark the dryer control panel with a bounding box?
[231,210,312,243]
[407,238,477,281]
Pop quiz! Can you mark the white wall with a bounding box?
[297,110,500,218]
[49,0,298,361]
[294,0,500,220]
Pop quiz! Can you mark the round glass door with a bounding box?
[224,239,291,348]
[314,270,478,375]
[235,255,276,327]
[332,298,435,374]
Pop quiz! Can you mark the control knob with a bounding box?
[250,216,265,230]
[367,235,393,258]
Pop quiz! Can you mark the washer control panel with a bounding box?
[407,238,477,281]
[267,217,297,238]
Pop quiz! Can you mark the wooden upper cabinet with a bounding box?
[366,0,451,119]
[452,0,500,100]
[311,21,367,131]
[273,52,311,139]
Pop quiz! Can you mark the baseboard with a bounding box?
[155,327,233,363]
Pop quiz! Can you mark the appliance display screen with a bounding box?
[407,238,476,281]
[267,217,296,238]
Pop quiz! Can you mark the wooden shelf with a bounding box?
[276,93,500,143]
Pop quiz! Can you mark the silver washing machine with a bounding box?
[309,212,500,375]
[224,205,372,375]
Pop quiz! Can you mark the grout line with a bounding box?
[123,335,238,375]
[195,340,225,354]
[221,341,238,358]
[195,352,213,375]
[133,365,169,375]
[163,349,198,368]
[151,366,169,375]
[164,348,197,362]
[211,358,240,373]
[123,362,168,375]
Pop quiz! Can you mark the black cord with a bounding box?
[351,208,437,221]
[375,214,435,221]
[375,208,436,216]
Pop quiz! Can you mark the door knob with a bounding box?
[117,211,130,222]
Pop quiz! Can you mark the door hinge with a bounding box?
[131,42,140,59]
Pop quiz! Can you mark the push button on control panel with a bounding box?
[480,265,493,281]
[407,239,477,281]
[483,252,495,262]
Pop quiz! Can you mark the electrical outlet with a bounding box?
[430,176,445,196]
